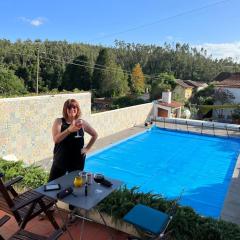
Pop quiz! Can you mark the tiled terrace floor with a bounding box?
[0,210,129,240]
[1,126,145,240]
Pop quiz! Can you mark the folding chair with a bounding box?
[0,214,63,240]
[123,204,172,240]
[123,191,183,240]
[0,173,60,230]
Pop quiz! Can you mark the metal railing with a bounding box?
[151,117,240,138]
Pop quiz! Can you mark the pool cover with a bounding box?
[86,127,240,218]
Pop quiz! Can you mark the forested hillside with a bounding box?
[0,39,239,97]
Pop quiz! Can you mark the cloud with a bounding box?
[195,42,240,62]
[19,17,47,27]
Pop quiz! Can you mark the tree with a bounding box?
[131,63,145,94]
[150,72,176,100]
[190,84,215,105]
[92,48,112,94]
[214,88,235,105]
[0,66,27,96]
[0,39,240,96]
[101,63,129,97]
[157,72,176,89]
[62,55,91,91]
[150,82,170,100]
[92,48,129,97]
[214,88,235,118]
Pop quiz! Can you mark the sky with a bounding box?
[0,0,240,61]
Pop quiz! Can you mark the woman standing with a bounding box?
[49,99,98,181]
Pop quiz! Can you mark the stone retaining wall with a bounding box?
[0,93,153,164]
[89,103,153,139]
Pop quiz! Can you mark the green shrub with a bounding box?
[0,158,48,189]
[23,165,48,188]
[112,96,146,108]
[0,159,26,179]
[98,186,240,240]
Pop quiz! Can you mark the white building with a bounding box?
[213,72,240,119]
[154,91,182,118]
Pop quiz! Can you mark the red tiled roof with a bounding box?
[157,100,182,108]
[175,79,193,88]
[214,73,240,88]
[184,80,206,88]
[214,72,232,81]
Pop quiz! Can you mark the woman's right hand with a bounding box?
[68,120,81,133]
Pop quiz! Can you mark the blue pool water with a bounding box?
[85,126,240,218]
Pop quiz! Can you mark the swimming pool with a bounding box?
[85,126,240,218]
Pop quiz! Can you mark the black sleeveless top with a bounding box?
[53,118,85,169]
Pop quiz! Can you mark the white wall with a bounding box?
[213,87,240,119]
[153,103,171,118]
[225,87,240,103]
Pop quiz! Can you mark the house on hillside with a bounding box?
[172,79,193,101]
[172,79,208,102]
[213,72,233,82]
[184,80,208,92]
[213,72,240,120]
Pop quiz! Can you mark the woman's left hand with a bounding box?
[81,147,89,155]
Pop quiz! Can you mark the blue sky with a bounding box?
[0,0,240,61]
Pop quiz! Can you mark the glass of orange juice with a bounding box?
[74,176,83,187]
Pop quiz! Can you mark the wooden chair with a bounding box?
[0,215,10,240]
[0,173,60,230]
[0,214,63,240]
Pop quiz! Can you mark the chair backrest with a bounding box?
[0,174,60,231]
[0,177,15,215]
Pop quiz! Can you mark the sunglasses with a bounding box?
[67,104,78,110]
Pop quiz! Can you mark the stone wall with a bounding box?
[89,103,153,138]
[0,93,91,164]
[0,93,153,164]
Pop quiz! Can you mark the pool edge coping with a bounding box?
[221,153,240,225]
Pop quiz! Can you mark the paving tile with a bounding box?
[0,210,129,240]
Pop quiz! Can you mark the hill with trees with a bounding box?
[0,39,239,98]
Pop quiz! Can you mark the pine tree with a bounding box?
[92,48,130,97]
[62,55,91,91]
[92,48,111,95]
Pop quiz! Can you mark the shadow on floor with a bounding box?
[0,210,129,240]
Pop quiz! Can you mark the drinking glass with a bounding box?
[75,119,83,138]
[74,176,83,187]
